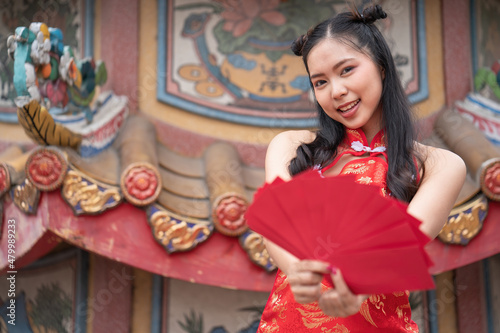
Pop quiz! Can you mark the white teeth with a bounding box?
[339,99,360,112]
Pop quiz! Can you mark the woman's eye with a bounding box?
[341,66,354,75]
[313,80,326,88]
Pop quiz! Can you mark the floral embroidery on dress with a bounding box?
[343,163,370,175]
[359,301,378,327]
[259,318,280,332]
[358,176,373,184]
[369,294,387,315]
[396,303,411,319]
[320,324,350,332]
[297,303,336,329]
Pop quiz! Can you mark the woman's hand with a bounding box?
[318,269,369,317]
[287,260,331,304]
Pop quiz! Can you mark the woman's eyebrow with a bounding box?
[309,58,355,79]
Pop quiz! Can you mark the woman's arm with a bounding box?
[263,130,331,303]
[408,145,467,239]
[263,129,316,273]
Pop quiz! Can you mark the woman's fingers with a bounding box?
[296,260,331,274]
[319,289,348,317]
[290,284,323,304]
[330,268,351,297]
[287,260,330,304]
[288,269,324,286]
[319,269,366,317]
[357,294,370,304]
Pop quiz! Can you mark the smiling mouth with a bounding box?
[338,99,360,113]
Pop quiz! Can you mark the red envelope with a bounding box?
[245,169,435,294]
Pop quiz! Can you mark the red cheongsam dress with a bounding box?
[257,128,419,332]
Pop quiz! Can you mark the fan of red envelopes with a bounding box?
[245,169,435,294]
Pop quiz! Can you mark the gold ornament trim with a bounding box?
[148,205,213,253]
[438,193,488,245]
[11,178,40,215]
[239,230,276,272]
[62,168,122,215]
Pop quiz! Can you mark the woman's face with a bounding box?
[307,38,384,140]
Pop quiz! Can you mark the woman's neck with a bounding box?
[361,126,382,145]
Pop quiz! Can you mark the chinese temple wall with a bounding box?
[0,0,500,332]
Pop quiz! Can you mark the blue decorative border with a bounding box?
[483,259,494,333]
[157,0,429,128]
[150,274,163,333]
[426,288,439,333]
[407,0,429,104]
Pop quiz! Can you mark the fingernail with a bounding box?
[327,265,337,275]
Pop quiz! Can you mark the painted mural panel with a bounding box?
[0,250,86,333]
[0,0,83,122]
[162,278,428,333]
[472,0,500,71]
[164,278,269,333]
[158,0,427,127]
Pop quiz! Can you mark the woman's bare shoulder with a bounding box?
[415,142,466,181]
[265,130,316,182]
[416,142,464,164]
[269,130,316,151]
[409,142,466,238]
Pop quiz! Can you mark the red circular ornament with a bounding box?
[213,193,248,236]
[26,147,67,191]
[0,163,10,196]
[484,163,500,199]
[121,163,161,206]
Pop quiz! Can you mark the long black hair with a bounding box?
[289,4,423,203]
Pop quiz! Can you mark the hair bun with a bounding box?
[362,5,387,24]
[291,34,306,56]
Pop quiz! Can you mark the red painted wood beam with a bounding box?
[427,201,500,275]
[3,192,500,291]
[1,192,276,292]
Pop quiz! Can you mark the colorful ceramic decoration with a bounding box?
[438,193,488,245]
[25,147,68,192]
[121,162,162,207]
[17,100,82,149]
[239,229,276,272]
[62,168,122,215]
[7,22,107,123]
[212,193,248,236]
[10,178,40,215]
[456,92,500,145]
[147,205,214,253]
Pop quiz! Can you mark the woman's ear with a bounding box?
[380,67,385,80]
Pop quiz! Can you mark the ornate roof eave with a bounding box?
[0,191,275,291]
[0,99,277,291]
[3,99,500,287]
[423,107,500,274]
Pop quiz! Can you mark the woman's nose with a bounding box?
[331,82,347,99]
